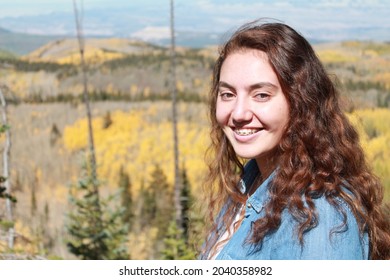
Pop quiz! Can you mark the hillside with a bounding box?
[315,41,390,108]
[0,37,216,103]
[26,38,167,63]
[0,37,389,107]
[0,48,17,59]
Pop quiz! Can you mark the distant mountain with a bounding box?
[0,27,67,56]
[25,37,167,64]
[133,29,222,48]
[0,25,222,57]
[0,27,10,34]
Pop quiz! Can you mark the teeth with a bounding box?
[235,129,259,136]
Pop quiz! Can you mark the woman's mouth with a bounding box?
[234,128,261,136]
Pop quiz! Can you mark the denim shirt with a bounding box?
[207,160,369,260]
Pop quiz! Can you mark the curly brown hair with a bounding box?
[202,20,390,259]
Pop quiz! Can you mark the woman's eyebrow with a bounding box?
[248,82,277,91]
[218,81,235,90]
[218,81,277,91]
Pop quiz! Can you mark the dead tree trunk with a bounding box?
[0,86,14,249]
[72,0,101,214]
[170,0,183,233]
[72,0,98,185]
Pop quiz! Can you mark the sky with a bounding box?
[0,0,389,43]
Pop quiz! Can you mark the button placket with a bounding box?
[244,201,252,219]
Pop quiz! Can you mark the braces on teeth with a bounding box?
[236,129,257,136]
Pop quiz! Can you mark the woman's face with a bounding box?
[216,49,289,166]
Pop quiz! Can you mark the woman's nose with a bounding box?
[232,98,252,123]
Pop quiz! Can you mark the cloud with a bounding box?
[0,0,388,42]
[185,0,390,39]
[131,26,170,41]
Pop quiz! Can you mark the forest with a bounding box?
[0,27,390,259]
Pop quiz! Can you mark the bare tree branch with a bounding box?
[72,0,102,219]
[0,85,15,249]
[170,0,183,233]
[72,0,98,186]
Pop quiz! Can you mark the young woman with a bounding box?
[200,21,390,260]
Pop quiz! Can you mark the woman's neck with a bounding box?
[255,152,279,186]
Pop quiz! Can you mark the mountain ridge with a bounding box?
[0,26,67,55]
[0,25,330,56]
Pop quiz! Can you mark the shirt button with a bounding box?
[247,202,252,209]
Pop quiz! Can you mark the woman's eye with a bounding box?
[219,92,235,100]
[254,93,270,101]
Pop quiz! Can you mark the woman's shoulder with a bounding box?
[297,190,364,235]
[276,194,369,259]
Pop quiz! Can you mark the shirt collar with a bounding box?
[240,159,276,213]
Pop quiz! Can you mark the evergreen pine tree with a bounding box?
[180,164,205,257]
[149,164,173,240]
[180,165,193,243]
[118,166,133,227]
[67,173,108,259]
[160,220,196,260]
[30,184,37,217]
[139,178,157,229]
[139,164,174,258]
[66,164,129,260]
[101,193,130,260]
